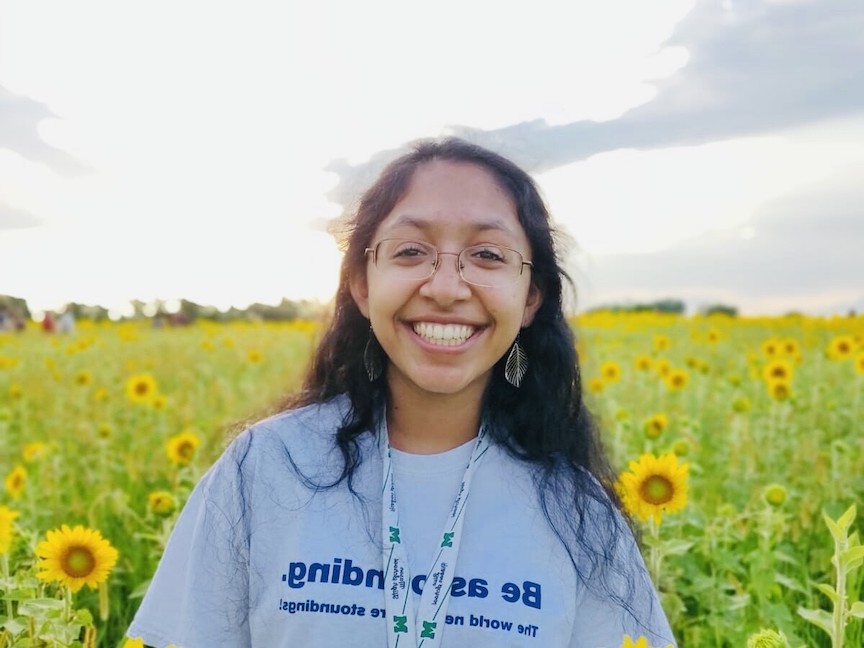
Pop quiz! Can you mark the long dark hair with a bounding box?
[285,137,655,631]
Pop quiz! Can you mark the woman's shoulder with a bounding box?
[229,394,366,474]
[250,394,353,439]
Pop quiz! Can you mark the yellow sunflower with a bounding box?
[22,441,48,463]
[827,335,855,360]
[4,465,27,499]
[664,369,689,391]
[75,370,92,386]
[35,524,119,592]
[855,352,864,375]
[634,355,653,371]
[617,452,689,524]
[601,361,622,383]
[0,356,20,369]
[587,377,605,394]
[706,328,721,344]
[125,372,158,405]
[767,379,791,401]
[148,490,177,516]
[123,639,144,648]
[782,338,800,356]
[644,414,668,439]
[653,335,670,352]
[166,430,201,466]
[761,339,779,357]
[246,349,263,364]
[762,359,793,383]
[654,358,671,378]
[0,506,20,554]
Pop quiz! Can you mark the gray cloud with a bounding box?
[583,168,864,313]
[0,85,91,176]
[326,0,864,204]
[0,200,42,229]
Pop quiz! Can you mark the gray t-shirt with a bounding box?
[128,397,676,647]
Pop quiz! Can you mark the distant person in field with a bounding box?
[41,311,56,333]
[128,138,677,647]
[57,309,76,335]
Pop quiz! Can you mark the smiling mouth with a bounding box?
[412,322,476,346]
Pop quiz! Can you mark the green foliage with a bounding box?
[798,505,864,648]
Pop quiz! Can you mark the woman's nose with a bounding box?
[419,252,472,304]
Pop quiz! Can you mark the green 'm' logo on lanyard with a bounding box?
[389,526,401,543]
[440,532,454,548]
[393,615,408,633]
[420,620,437,639]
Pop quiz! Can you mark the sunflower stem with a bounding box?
[0,554,11,620]
[99,580,109,621]
[63,585,73,624]
[832,529,848,648]
[648,517,663,586]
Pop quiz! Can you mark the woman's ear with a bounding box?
[349,271,370,319]
[521,283,543,328]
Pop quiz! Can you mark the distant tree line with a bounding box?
[586,299,738,317]
[0,295,330,323]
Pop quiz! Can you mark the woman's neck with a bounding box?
[385,380,485,455]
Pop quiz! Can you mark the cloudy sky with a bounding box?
[1,0,862,316]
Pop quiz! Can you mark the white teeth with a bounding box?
[413,322,475,346]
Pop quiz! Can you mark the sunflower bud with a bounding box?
[746,628,788,648]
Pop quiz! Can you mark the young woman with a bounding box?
[128,139,677,647]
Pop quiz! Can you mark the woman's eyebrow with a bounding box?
[387,214,517,235]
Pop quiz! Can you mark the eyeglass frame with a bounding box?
[363,238,534,288]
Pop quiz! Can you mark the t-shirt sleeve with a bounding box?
[567,493,677,648]
[127,430,255,648]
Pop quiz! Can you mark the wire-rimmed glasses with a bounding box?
[364,238,533,288]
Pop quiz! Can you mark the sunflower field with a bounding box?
[0,313,862,647]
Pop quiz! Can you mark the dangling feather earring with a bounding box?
[363,327,384,381]
[504,333,528,387]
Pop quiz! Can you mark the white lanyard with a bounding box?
[380,423,489,648]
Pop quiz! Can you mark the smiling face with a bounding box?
[350,160,542,405]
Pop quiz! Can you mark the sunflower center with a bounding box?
[177,442,195,460]
[62,545,96,578]
[135,382,149,396]
[640,475,674,506]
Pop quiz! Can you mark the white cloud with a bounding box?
[538,115,864,257]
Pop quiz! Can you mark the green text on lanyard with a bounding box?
[380,424,490,648]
